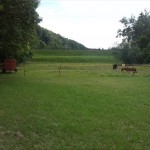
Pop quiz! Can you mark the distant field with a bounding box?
[33,49,113,56]
[0,50,150,149]
[32,49,116,63]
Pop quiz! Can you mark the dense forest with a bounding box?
[33,26,88,50]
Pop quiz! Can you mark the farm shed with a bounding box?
[1,59,17,73]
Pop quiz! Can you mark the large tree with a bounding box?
[0,0,41,62]
[115,10,150,64]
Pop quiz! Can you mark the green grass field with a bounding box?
[0,50,150,150]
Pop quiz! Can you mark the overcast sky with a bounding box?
[37,0,150,49]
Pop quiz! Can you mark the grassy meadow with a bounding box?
[0,50,150,150]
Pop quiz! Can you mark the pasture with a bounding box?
[0,50,150,150]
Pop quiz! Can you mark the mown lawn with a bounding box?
[0,50,150,149]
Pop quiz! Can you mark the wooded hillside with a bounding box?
[33,26,88,50]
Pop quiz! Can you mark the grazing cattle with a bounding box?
[121,67,137,73]
[113,64,118,70]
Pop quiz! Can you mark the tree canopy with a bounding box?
[0,0,41,62]
[113,10,150,64]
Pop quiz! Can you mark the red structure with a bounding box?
[2,59,17,73]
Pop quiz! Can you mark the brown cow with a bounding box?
[121,67,137,73]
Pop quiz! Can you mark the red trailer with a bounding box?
[2,59,17,73]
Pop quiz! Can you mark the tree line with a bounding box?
[33,26,88,50]
[112,10,150,64]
